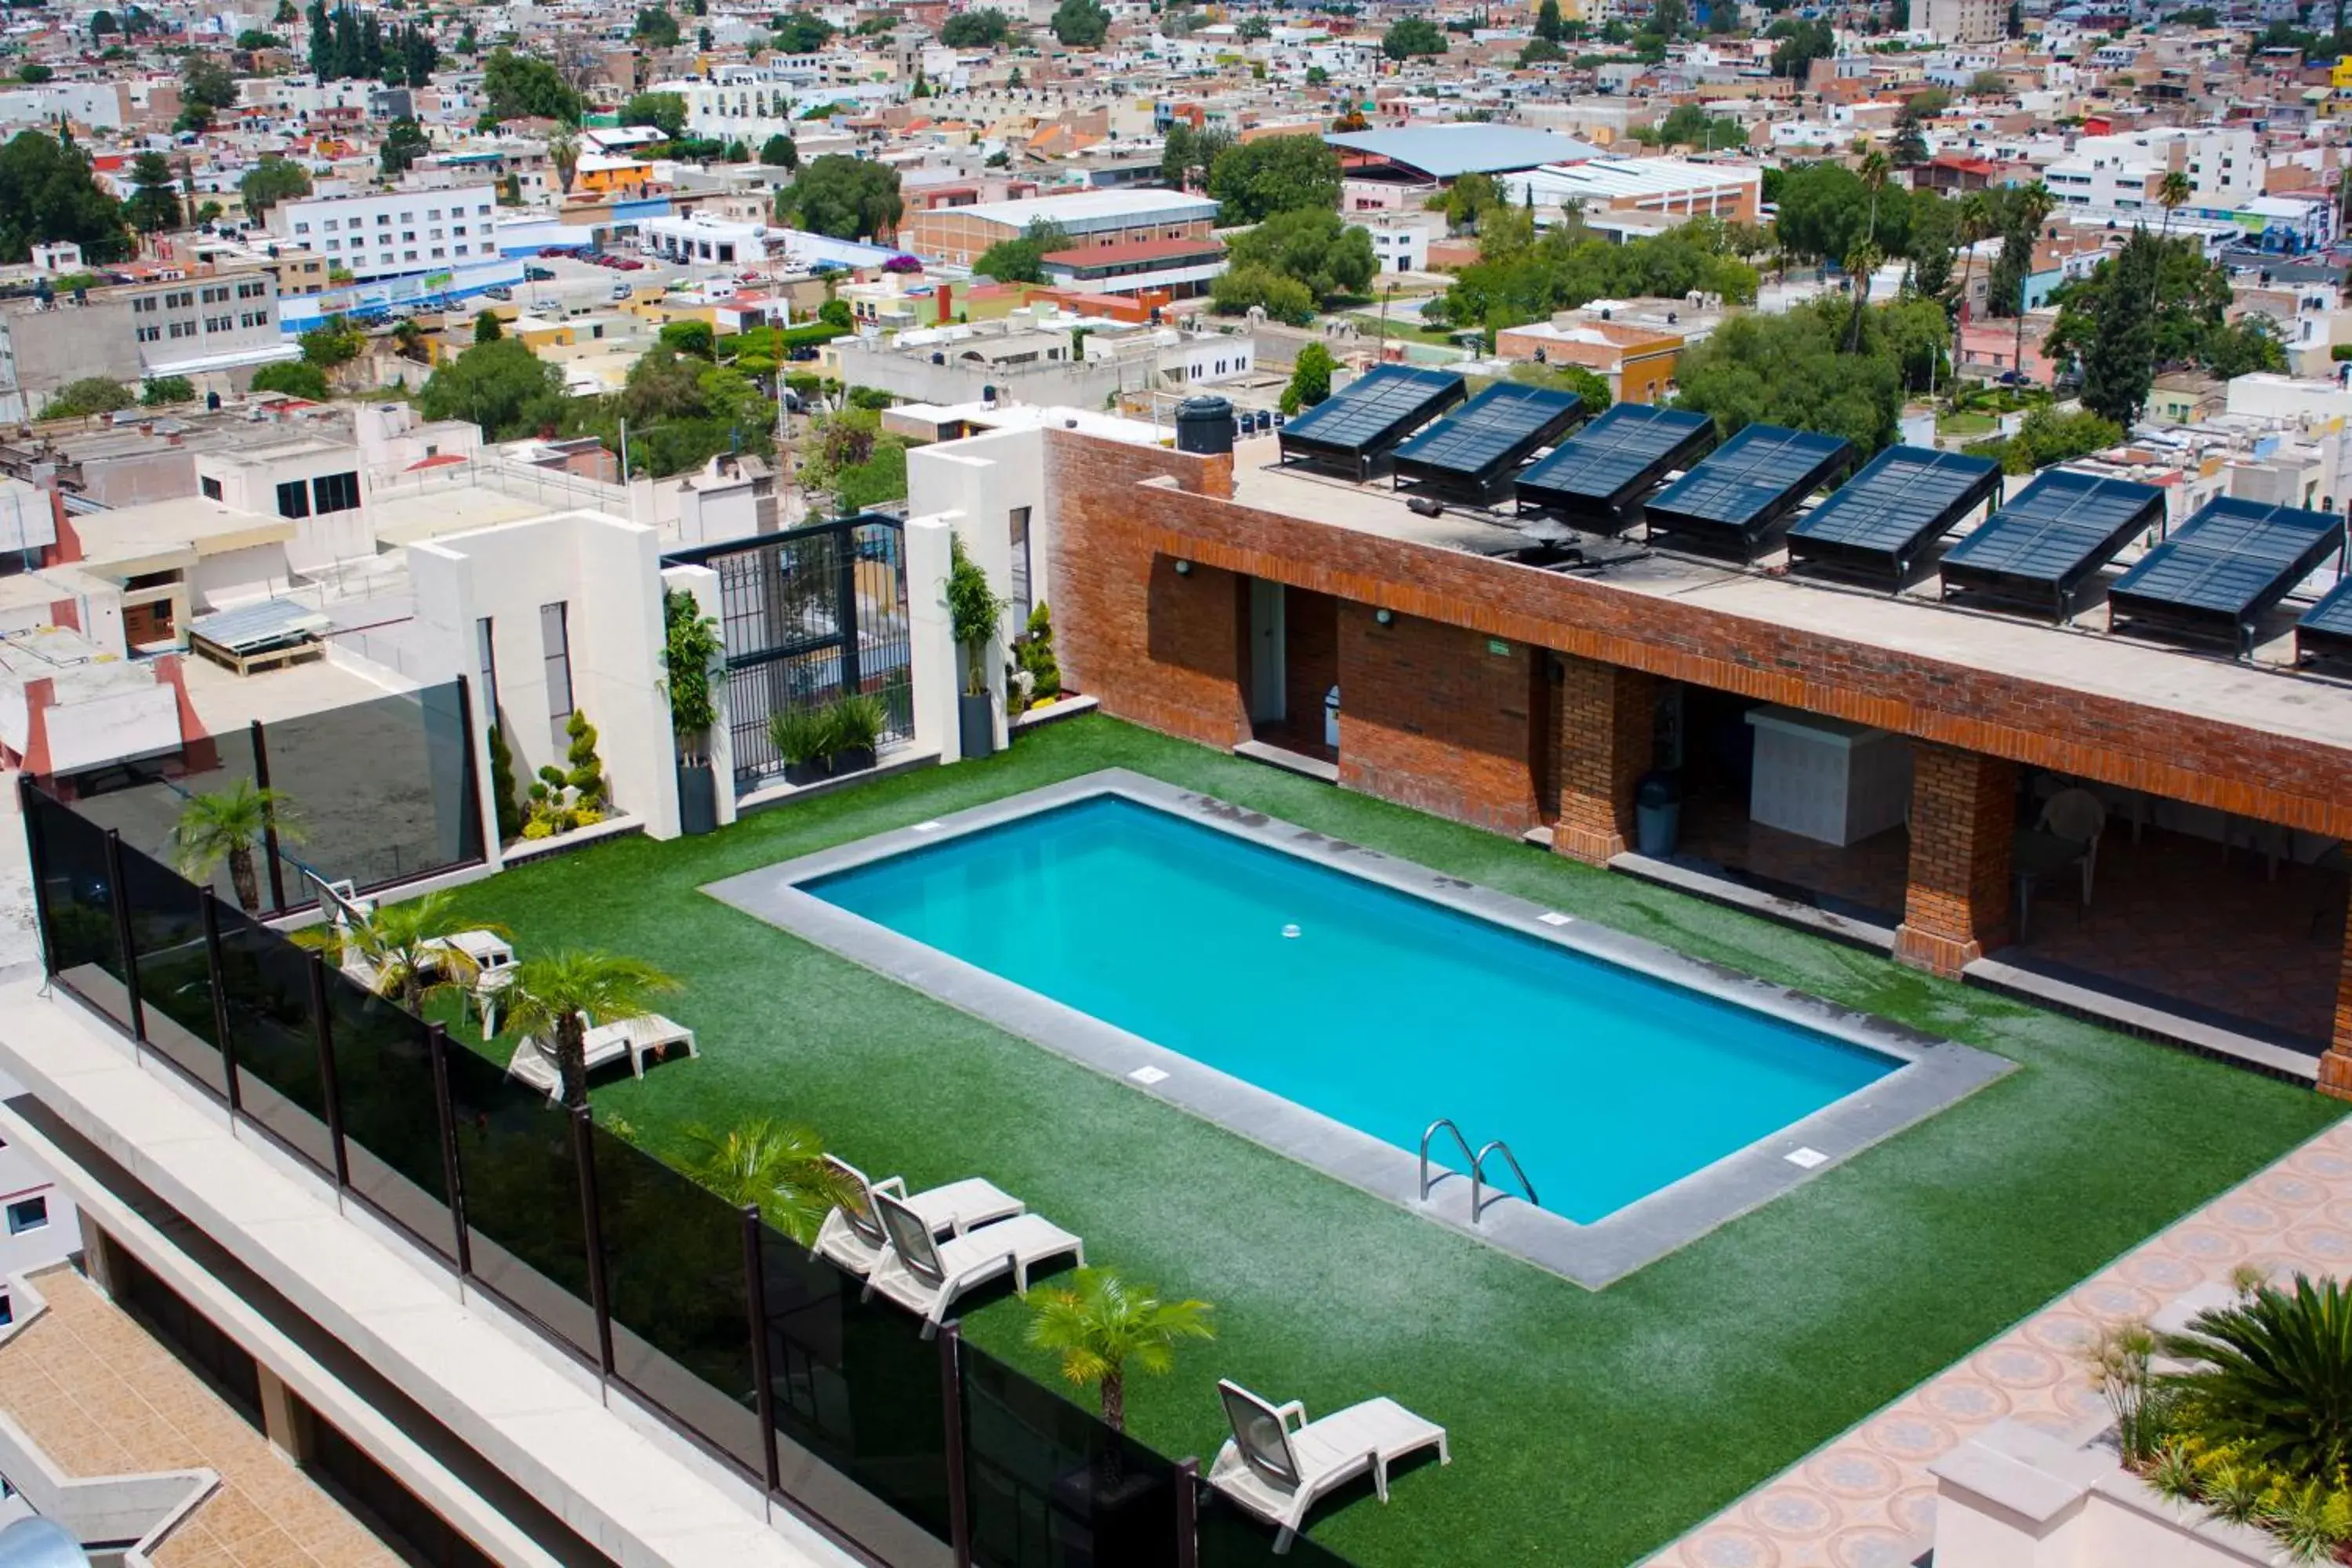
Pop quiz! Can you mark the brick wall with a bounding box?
[1335,604,1541,834]
[1555,655,1657,863]
[2325,928,2352,1098]
[1893,744,2017,976]
[1043,433,2352,840]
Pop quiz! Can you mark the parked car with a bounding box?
[484,285,513,301]
[610,281,633,299]
[524,265,554,281]
[612,257,645,270]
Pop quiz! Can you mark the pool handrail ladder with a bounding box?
[1419,1118,1479,1210]
[1474,1139,1539,1218]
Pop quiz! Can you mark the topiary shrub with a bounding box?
[487,719,524,841]
[1017,601,1061,703]
[564,710,608,810]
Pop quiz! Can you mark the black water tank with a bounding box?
[1175,395,1235,456]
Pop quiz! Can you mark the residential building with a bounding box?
[1036,235,1228,300]
[1504,157,1764,224]
[1922,0,2002,43]
[904,188,1220,267]
[1494,314,1687,405]
[270,184,503,285]
[0,269,296,422]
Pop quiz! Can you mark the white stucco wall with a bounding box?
[43,685,181,775]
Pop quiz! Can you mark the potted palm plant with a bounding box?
[1025,1268,1215,1434]
[946,534,1008,761]
[679,1119,862,1243]
[770,706,831,786]
[826,692,886,775]
[171,779,301,913]
[661,589,724,836]
[499,949,680,1109]
[292,890,507,1015]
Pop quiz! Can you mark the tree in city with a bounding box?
[679,1120,857,1242]
[417,336,565,439]
[1436,170,1508,232]
[2157,167,2192,238]
[1842,238,1883,353]
[296,892,507,1015]
[180,53,240,118]
[1024,1269,1214,1433]
[773,154,901,239]
[1536,0,1564,39]
[1772,160,1886,271]
[0,132,132,263]
[1904,187,1956,300]
[380,114,430,175]
[43,376,136,418]
[1519,37,1566,63]
[1857,148,1893,243]
[1207,133,1341,225]
[1949,188,1994,319]
[1650,103,1742,151]
[1673,296,1911,457]
[482,46,583,122]
[622,90,689,139]
[760,132,798,169]
[473,308,503,343]
[234,27,283,48]
[1279,340,1334,415]
[1988,180,2055,373]
[140,375,195,405]
[1209,264,1316,325]
[633,5,681,45]
[1221,206,1376,303]
[971,216,1071,282]
[1653,0,1687,34]
[1382,14,1446,56]
[89,9,116,38]
[1159,122,1231,191]
[300,315,365,368]
[1766,16,1835,77]
[171,781,300,914]
[125,151,183,233]
[769,9,833,49]
[2044,229,2266,424]
[503,951,680,1109]
[1442,212,1758,332]
[1508,358,1612,412]
[547,127,580,194]
[1238,13,1272,39]
[238,155,311,220]
[250,360,332,399]
[1049,0,1109,45]
[941,6,1014,45]
[658,319,713,357]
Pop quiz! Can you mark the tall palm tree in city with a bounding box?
[1953,189,1993,325]
[171,780,301,914]
[2009,181,2056,383]
[2157,169,2192,241]
[1859,147,1893,243]
[548,127,580,196]
[501,950,678,1109]
[1844,238,1883,354]
[293,891,505,1015]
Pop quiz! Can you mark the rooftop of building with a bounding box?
[1325,124,1607,178]
[1040,235,1228,267]
[931,186,1221,232]
[67,497,295,572]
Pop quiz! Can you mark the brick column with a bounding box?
[1893,744,2017,978]
[2321,907,2352,1101]
[1553,655,1655,866]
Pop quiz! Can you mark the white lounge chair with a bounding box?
[864,1190,1083,1337]
[1208,1380,1450,1554]
[505,1012,695,1100]
[812,1155,1025,1279]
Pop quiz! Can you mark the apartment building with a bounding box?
[0,268,295,422]
[1922,0,2003,44]
[270,183,503,284]
[904,188,1221,267]
[2043,127,2265,214]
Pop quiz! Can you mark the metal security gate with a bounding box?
[665,514,911,789]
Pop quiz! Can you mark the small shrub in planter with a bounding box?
[826,692,886,773]
[769,706,832,786]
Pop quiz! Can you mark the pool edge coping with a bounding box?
[701,768,2017,1290]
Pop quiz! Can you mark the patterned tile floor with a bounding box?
[1647,1116,2352,1568]
[0,1265,401,1568]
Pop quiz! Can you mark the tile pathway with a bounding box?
[0,1264,401,1568]
[1648,1115,2352,1568]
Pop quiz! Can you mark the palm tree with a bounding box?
[171,780,300,913]
[2009,181,2056,384]
[1858,148,1893,244]
[679,1119,859,1242]
[1953,189,1992,328]
[1024,1269,1215,1432]
[2161,1274,2352,1484]
[293,891,506,1014]
[2156,168,2192,240]
[1843,239,1882,354]
[548,128,580,196]
[499,950,679,1109]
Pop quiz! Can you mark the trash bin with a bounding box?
[1635,771,1682,857]
[1323,685,1341,750]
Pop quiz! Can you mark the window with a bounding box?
[401,230,416,242]
[201,285,229,303]
[310,470,360,514]
[426,207,441,220]
[168,321,194,339]
[476,617,499,718]
[541,602,573,738]
[1009,506,1032,619]
[293,221,310,234]
[276,479,311,518]
[5,1197,46,1235]
[133,296,157,313]
[136,325,160,343]
[477,203,490,216]
[0,1292,13,1327]
[200,476,223,501]
[376,213,390,226]
[404,250,417,262]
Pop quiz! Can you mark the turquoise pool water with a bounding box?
[808,797,1898,1223]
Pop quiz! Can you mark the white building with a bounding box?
[2044,128,2265,216]
[1922,0,2003,44]
[270,184,503,284]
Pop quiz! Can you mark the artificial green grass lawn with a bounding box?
[443,716,2342,1566]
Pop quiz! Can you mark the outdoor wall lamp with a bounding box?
[1374,608,1395,626]
[1174,559,1193,575]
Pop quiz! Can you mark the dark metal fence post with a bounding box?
[249,718,287,913]
[103,829,146,1045]
[427,1025,470,1276]
[834,522,863,699]
[939,1319,972,1568]
[573,1105,616,1377]
[18,778,54,979]
[200,889,240,1114]
[306,953,350,1189]
[741,1205,782,1497]
[1175,1457,1200,1568]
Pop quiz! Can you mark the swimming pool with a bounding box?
[710,771,2009,1285]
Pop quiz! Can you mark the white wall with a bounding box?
[187,543,295,612]
[408,509,681,840]
[43,685,182,776]
[906,425,1051,643]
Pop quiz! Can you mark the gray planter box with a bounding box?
[959,692,996,760]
